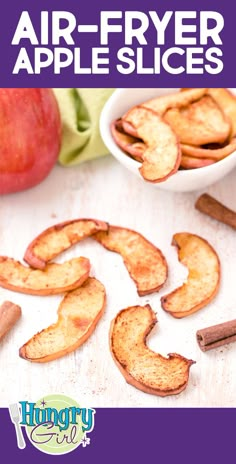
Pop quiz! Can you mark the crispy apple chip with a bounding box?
[181,138,236,161]
[161,233,220,318]
[180,155,215,169]
[0,256,90,295]
[164,96,230,146]
[93,225,168,296]
[142,88,207,115]
[207,89,236,136]
[19,277,106,362]
[182,88,236,136]
[110,305,195,396]
[122,107,181,182]
[111,120,145,162]
[24,219,108,269]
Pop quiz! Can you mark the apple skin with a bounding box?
[0,88,61,194]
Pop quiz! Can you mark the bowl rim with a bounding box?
[100,87,236,179]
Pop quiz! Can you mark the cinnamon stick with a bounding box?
[0,301,21,341]
[196,319,236,352]
[195,193,236,230]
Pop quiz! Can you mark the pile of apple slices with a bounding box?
[0,218,220,397]
[112,88,236,182]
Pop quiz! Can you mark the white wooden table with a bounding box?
[0,156,235,407]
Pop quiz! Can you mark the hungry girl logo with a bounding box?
[9,394,95,455]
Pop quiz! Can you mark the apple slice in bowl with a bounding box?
[100,88,236,192]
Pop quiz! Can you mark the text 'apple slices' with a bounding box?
[19,277,106,363]
[122,107,181,182]
[110,305,195,397]
[0,256,90,295]
[93,226,168,296]
[24,218,108,269]
[161,233,221,318]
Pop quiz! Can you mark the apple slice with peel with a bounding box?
[164,95,230,146]
[122,107,181,182]
[24,218,108,269]
[19,277,106,363]
[0,256,90,295]
[110,305,195,397]
[111,120,145,162]
[180,155,215,169]
[181,137,236,161]
[207,88,236,136]
[182,88,236,136]
[161,233,221,318]
[93,226,168,296]
[142,88,207,115]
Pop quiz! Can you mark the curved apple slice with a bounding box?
[208,88,236,136]
[110,305,195,397]
[142,88,207,115]
[181,137,236,161]
[24,218,108,269]
[164,96,230,146]
[93,226,168,296]
[0,256,90,295]
[161,233,220,318]
[181,88,236,137]
[122,107,181,182]
[180,155,215,169]
[111,120,145,162]
[19,277,106,362]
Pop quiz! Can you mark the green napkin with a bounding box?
[53,88,114,166]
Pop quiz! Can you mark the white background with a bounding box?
[0,157,235,407]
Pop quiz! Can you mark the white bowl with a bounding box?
[100,88,236,192]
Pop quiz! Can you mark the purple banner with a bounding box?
[3,408,236,463]
[0,0,235,87]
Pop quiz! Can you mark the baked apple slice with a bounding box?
[161,233,220,318]
[93,226,168,295]
[181,88,236,136]
[0,256,90,295]
[164,95,230,146]
[122,107,181,182]
[111,120,145,162]
[24,218,108,269]
[208,88,236,136]
[142,88,207,115]
[180,155,215,169]
[110,305,195,396]
[181,137,236,161]
[19,277,106,362]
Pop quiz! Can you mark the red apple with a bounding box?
[0,88,61,194]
